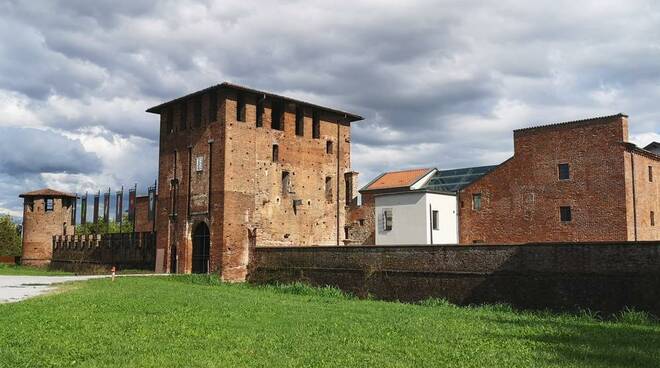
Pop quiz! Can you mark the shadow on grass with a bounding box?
[481,314,660,368]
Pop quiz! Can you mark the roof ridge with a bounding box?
[514,113,627,133]
[379,167,433,175]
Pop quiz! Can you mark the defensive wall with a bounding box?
[249,241,660,315]
[51,232,156,272]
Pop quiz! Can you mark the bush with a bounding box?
[0,215,21,256]
[419,298,456,308]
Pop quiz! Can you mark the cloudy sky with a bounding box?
[1,0,659,218]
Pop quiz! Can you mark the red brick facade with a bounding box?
[150,83,362,280]
[134,195,155,233]
[459,114,659,244]
[20,190,76,266]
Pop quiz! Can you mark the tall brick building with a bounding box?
[147,82,362,280]
[19,189,76,266]
[459,114,659,243]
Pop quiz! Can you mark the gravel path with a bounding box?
[0,275,108,303]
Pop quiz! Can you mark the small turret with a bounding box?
[19,188,76,266]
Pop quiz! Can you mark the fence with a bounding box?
[249,241,660,316]
[52,232,156,271]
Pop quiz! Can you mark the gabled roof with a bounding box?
[644,141,660,154]
[513,113,627,134]
[19,188,76,198]
[146,82,363,122]
[360,168,435,192]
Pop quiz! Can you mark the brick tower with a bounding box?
[19,189,76,266]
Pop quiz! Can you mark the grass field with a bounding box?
[0,276,658,368]
[0,264,73,276]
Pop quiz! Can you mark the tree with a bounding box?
[75,214,134,235]
[0,215,21,256]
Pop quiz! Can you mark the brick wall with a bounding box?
[459,115,634,244]
[51,232,156,272]
[134,196,155,233]
[249,242,660,315]
[154,85,358,280]
[624,148,660,240]
[22,197,75,266]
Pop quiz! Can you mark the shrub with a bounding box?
[0,215,21,256]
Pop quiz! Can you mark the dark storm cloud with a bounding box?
[0,0,659,216]
[0,127,101,175]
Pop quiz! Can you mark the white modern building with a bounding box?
[360,166,496,245]
[375,190,457,245]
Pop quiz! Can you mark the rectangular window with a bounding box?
[325,176,333,202]
[179,102,187,131]
[432,210,439,230]
[45,198,54,212]
[472,193,481,211]
[271,100,284,130]
[312,111,320,139]
[345,174,353,205]
[166,106,174,134]
[560,206,572,222]
[282,171,291,196]
[383,209,393,231]
[650,166,653,182]
[236,94,245,122]
[651,211,655,226]
[272,144,279,162]
[209,89,217,122]
[326,140,333,154]
[195,156,204,172]
[295,106,304,136]
[26,199,34,212]
[256,97,264,127]
[193,97,202,128]
[558,163,570,180]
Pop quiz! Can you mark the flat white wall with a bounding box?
[375,192,457,245]
[426,193,458,244]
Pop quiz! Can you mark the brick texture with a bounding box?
[153,85,360,280]
[249,242,660,315]
[21,195,75,266]
[459,115,658,243]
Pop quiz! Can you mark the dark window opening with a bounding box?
[236,94,246,122]
[345,175,353,205]
[558,163,570,180]
[209,89,217,122]
[45,198,54,212]
[560,206,572,222]
[460,200,464,208]
[651,211,655,226]
[271,100,284,130]
[193,97,202,128]
[256,97,264,127]
[166,106,174,134]
[325,176,332,202]
[26,199,34,212]
[359,219,365,226]
[282,171,291,196]
[383,209,393,231]
[344,226,349,239]
[295,106,304,136]
[432,210,439,230]
[179,102,188,131]
[272,144,279,162]
[312,111,320,139]
[472,193,482,211]
[326,140,333,154]
[649,166,653,182]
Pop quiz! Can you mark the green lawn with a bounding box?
[0,264,73,276]
[0,276,658,368]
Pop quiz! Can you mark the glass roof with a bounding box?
[423,165,498,192]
